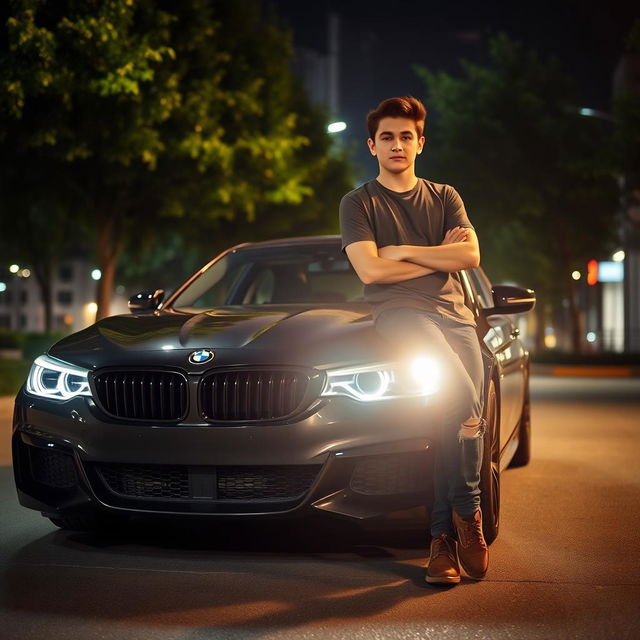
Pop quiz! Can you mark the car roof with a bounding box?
[231,235,342,250]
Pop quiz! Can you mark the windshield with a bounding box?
[169,242,366,311]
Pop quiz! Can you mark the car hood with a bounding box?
[47,305,394,370]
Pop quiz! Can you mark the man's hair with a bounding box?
[366,96,427,140]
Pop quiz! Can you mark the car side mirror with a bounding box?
[128,289,165,313]
[482,285,536,317]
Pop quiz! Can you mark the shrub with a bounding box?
[21,332,69,362]
[0,329,23,350]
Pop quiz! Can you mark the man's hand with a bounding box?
[345,240,436,285]
[442,226,469,245]
[376,226,479,271]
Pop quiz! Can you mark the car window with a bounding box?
[170,258,250,309]
[170,244,366,310]
[467,268,494,309]
[241,262,364,304]
[458,270,477,313]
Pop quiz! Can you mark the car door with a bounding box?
[464,269,526,452]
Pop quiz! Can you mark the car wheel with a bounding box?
[480,377,500,545]
[510,365,531,468]
[47,511,129,532]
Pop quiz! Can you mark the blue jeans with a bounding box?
[374,307,485,537]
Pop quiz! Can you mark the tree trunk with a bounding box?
[40,273,53,333]
[534,299,547,352]
[557,227,583,354]
[31,260,53,333]
[96,213,125,321]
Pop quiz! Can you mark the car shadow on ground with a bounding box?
[61,513,426,554]
[2,515,505,632]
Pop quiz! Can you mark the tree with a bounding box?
[110,59,354,299]
[415,34,618,352]
[0,0,353,320]
[0,153,86,332]
[613,20,640,246]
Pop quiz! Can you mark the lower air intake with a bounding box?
[96,463,321,502]
[350,452,430,495]
[28,447,77,489]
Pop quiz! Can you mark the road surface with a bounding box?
[1,376,639,639]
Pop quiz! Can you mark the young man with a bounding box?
[339,96,488,585]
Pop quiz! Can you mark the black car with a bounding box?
[12,235,535,543]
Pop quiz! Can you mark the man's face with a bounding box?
[367,116,425,174]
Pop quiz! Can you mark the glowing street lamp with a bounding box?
[327,121,347,134]
[612,250,625,262]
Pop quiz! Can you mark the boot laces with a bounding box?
[457,516,486,549]
[431,534,456,562]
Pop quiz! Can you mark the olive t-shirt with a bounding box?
[339,178,476,326]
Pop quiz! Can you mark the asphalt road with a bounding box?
[1,376,639,640]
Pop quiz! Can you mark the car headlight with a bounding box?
[26,354,92,401]
[320,356,440,402]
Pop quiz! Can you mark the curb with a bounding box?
[531,364,640,378]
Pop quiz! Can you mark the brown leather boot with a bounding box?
[452,509,489,580]
[425,533,461,584]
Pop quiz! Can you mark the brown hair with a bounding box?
[366,95,427,140]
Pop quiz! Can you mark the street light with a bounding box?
[578,107,614,122]
[327,121,347,134]
[612,250,625,262]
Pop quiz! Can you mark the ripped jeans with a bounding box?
[374,307,486,537]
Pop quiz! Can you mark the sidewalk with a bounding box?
[0,396,13,466]
[531,364,640,378]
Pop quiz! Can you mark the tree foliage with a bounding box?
[415,34,619,352]
[613,19,640,253]
[0,0,353,320]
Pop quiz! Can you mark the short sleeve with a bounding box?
[339,193,375,254]
[444,186,474,232]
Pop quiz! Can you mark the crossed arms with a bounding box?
[345,227,480,285]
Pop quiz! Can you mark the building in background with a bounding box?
[0,256,128,334]
[614,47,640,352]
[288,11,379,181]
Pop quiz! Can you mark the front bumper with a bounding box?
[12,386,441,522]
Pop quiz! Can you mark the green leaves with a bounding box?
[416,34,622,351]
[0,0,354,318]
[417,34,617,290]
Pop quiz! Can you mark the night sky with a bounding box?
[267,0,638,178]
[268,0,638,111]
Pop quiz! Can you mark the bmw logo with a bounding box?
[189,349,214,364]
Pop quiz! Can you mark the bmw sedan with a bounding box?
[12,235,535,543]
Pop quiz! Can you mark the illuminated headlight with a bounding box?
[320,356,440,402]
[26,354,92,401]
